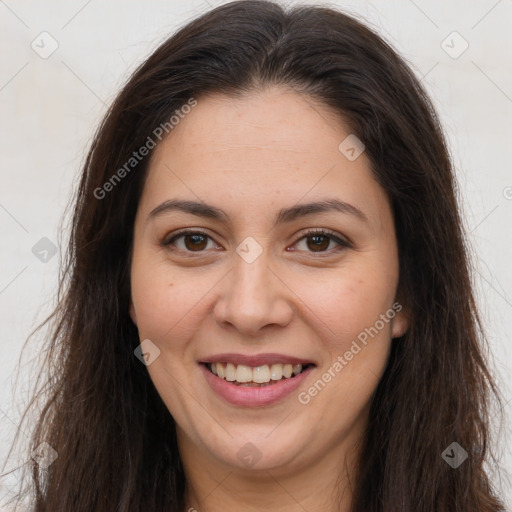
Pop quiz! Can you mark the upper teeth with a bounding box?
[210,363,304,383]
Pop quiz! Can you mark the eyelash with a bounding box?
[162,228,351,256]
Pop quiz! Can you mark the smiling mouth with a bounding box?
[202,362,315,387]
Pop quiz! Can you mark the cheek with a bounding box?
[292,262,398,345]
[130,251,225,348]
[130,256,204,400]
[295,268,396,415]
[130,254,188,342]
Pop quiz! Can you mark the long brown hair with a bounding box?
[4,1,507,510]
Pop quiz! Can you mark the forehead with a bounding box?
[158,87,349,165]
[140,87,390,232]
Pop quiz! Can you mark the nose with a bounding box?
[213,247,294,337]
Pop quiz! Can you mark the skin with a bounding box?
[129,86,408,512]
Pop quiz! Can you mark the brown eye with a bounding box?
[293,229,350,255]
[164,230,218,253]
[163,229,349,256]
[306,234,331,252]
[182,234,208,251]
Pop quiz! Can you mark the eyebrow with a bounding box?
[147,198,368,226]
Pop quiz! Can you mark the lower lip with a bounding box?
[200,364,314,407]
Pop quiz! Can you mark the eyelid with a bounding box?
[162,227,351,254]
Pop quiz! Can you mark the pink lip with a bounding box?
[199,363,315,407]
[199,352,315,367]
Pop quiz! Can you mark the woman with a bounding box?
[5,1,506,510]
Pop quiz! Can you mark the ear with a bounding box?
[129,300,138,326]
[391,303,409,338]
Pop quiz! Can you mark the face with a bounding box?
[129,87,408,475]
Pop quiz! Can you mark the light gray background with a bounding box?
[1,0,511,509]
